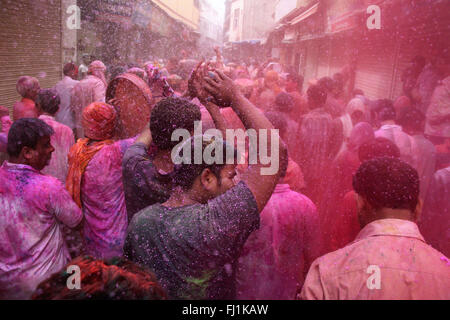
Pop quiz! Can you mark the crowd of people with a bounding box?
[0,47,448,300]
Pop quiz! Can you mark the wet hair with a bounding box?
[16,76,39,98]
[353,157,420,212]
[264,111,287,139]
[109,65,127,80]
[377,102,396,122]
[397,107,425,133]
[63,63,77,76]
[32,256,167,300]
[307,84,327,109]
[412,55,426,69]
[332,73,345,92]
[318,77,335,92]
[172,137,238,190]
[150,97,201,150]
[36,89,60,115]
[287,73,304,91]
[275,92,295,113]
[358,137,401,163]
[7,118,54,158]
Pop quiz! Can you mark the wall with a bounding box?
[61,0,78,65]
[229,0,244,42]
[151,0,200,30]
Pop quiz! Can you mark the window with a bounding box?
[233,8,240,31]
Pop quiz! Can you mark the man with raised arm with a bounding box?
[125,70,287,300]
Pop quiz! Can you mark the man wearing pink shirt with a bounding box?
[12,76,40,121]
[300,157,450,300]
[0,118,82,300]
[36,89,75,183]
[237,163,320,300]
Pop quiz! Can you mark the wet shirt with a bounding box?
[425,76,450,139]
[70,75,106,138]
[39,115,75,183]
[54,76,79,129]
[237,184,320,300]
[300,219,450,300]
[122,143,171,221]
[420,166,450,258]
[375,124,414,165]
[0,162,82,299]
[82,138,134,259]
[124,181,259,300]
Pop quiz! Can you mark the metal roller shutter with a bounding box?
[0,0,61,112]
[303,40,320,84]
[354,34,397,100]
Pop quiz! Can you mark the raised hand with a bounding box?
[203,69,241,108]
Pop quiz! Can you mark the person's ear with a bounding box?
[414,199,423,223]
[200,168,218,192]
[355,193,365,212]
[21,146,35,162]
[356,193,373,226]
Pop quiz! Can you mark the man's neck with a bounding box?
[363,208,416,227]
[153,149,174,173]
[163,188,199,208]
[8,157,32,168]
[381,120,396,126]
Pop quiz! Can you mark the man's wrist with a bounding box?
[230,92,246,110]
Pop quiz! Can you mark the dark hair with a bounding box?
[36,89,60,115]
[63,63,77,76]
[353,157,419,212]
[32,256,167,300]
[150,97,201,150]
[287,73,304,91]
[358,137,401,163]
[7,118,54,158]
[397,107,425,133]
[275,92,295,113]
[412,55,426,68]
[318,77,335,92]
[307,84,327,109]
[172,137,237,190]
[373,99,394,112]
[353,89,364,97]
[332,73,345,92]
[377,103,396,122]
[264,111,288,140]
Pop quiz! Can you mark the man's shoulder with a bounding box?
[130,204,163,228]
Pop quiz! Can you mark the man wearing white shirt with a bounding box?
[375,104,414,166]
[54,63,79,131]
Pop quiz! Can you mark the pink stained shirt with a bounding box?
[39,115,75,183]
[81,138,134,260]
[0,162,82,299]
[300,219,450,300]
[237,184,321,300]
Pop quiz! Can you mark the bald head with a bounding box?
[16,76,40,100]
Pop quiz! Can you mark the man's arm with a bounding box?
[49,181,83,229]
[204,70,288,212]
[297,259,325,300]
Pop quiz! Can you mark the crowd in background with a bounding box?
[0,46,449,300]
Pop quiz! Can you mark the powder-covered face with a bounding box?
[27,136,54,171]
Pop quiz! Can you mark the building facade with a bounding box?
[223,0,277,62]
[266,0,449,100]
[0,0,70,111]
[197,0,224,57]
[77,0,200,66]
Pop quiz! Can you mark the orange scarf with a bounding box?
[66,138,114,208]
